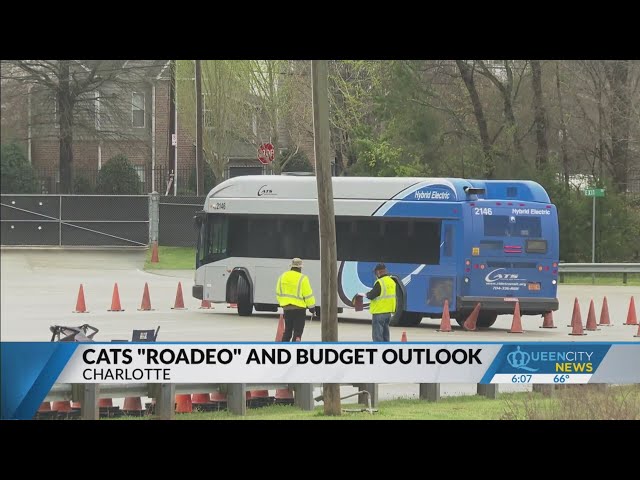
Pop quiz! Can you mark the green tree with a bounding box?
[177,61,251,186]
[96,154,141,194]
[72,174,94,194]
[0,143,38,193]
[188,162,216,195]
[280,149,312,172]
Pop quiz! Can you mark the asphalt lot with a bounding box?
[2,249,638,405]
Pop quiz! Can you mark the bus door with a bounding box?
[425,221,457,312]
[468,204,554,299]
[201,214,230,303]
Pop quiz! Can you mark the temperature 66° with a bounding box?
[554,374,569,383]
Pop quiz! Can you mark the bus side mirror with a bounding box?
[464,186,486,196]
[194,211,206,228]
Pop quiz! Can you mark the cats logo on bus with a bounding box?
[485,268,520,283]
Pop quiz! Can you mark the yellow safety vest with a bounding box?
[370,275,396,314]
[276,270,316,309]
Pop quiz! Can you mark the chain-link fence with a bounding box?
[158,196,205,247]
[1,194,205,247]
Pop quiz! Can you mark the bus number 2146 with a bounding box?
[474,207,493,215]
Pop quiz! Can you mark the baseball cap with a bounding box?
[291,258,303,268]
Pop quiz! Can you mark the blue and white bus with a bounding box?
[193,176,559,328]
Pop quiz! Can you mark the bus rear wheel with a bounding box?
[454,312,498,329]
[395,311,423,327]
[236,275,253,317]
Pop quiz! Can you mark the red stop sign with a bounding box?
[258,143,275,165]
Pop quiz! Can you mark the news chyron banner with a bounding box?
[2,342,639,419]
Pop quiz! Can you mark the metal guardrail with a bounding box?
[558,263,639,284]
[558,263,640,273]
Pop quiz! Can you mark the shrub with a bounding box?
[72,175,94,194]
[0,143,38,194]
[188,162,216,195]
[96,154,141,194]
[281,149,313,173]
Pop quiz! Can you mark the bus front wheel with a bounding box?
[236,275,253,317]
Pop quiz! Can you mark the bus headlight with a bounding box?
[552,280,557,285]
[464,277,470,283]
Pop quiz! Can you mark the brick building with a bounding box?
[1,60,321,194]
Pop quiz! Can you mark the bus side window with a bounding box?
[443,224,453,257]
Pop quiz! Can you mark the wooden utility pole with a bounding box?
[195,60,204,196]
[311,60,340,416]
[168,60,177,195]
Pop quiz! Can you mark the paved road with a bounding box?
[2,250,637,405]
[2,250,637,343]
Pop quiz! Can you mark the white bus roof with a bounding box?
[202,176,551,215]
[206,176,472,202]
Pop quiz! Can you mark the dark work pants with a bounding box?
[282,308,307,342]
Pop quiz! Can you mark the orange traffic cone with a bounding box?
[199,299,213,309]
[108,283,124,312]
[508,301,524,333]
[624,296,638,326]
[175,394,192,413]
[138,282,154,311]
[400,331,408,342]
[192,393,210,405]
[437,300,452,332]
[585,299,599,331]
[151,241,159,263]
[540,311,556,328]
[274,388,294,404]
[51,401,72,412]
[171,282,186,310]
[73,284,89,313]
[569,298,586,336]
[250,390,270,399]
[276,313,285,341]
[634,322,640,338]
[122,397,144,414]
[598,296,611,326]
[463,303,481,331]
[567,297,581,327]
[210,391,227,402]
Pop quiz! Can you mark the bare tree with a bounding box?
[176,60,251,185]
[1,60,163,193]
[555,62,571,187]
[456,60,495,178]
[530,60,549,170]
[476,60,528,166]
[604,60,632,192]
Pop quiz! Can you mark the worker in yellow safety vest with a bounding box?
[358,263,396,342]
[276,258,316,341]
